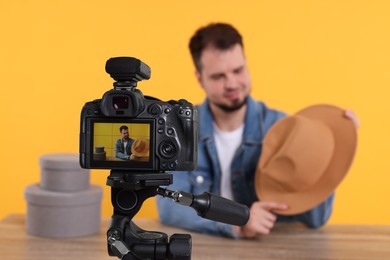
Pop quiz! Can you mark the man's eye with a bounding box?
[233,67,243,74]
[211,75,223,80]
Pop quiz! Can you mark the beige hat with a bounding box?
[131,138,150,157]
[255,104,357,215]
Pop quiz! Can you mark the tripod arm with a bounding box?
[157,188,250,226]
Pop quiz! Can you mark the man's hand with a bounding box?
[235,201,288,238]
[344,110,360,128]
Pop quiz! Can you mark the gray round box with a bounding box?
[25,153,103,238]
[40,153,90,192]
[25,184,103,238]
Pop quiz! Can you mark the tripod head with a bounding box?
[106,170,250,260]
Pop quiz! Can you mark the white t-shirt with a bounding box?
[123,141,128,155]
[213,124,244,200]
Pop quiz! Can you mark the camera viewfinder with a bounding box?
[113,96,129,109]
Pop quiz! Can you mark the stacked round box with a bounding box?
[25,153,103,238]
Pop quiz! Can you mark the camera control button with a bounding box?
[158,128,164,134]
[161,162,167,169]
[185,111,191,116]
[158,118,164,125]
[168,162,176,169]
[164,108,171,114]
[149,104,163,116]
[167,128,174,135]
[159,141,177,159]
[179,109,184,114]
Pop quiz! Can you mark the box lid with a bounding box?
[25,184,102,206]
[40,153,84,170]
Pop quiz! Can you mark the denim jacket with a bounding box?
[157,96,334,238]
[115,138,134,160]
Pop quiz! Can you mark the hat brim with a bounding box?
[256,104,357,215]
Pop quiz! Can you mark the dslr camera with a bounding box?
[80,57,198,172]
[79,57,248,260]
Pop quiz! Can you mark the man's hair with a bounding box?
[189,23,243,72]
[119,125,128,132]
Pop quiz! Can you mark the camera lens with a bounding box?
[112,96,129,109]
[159,140,177,159]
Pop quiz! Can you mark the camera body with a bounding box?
[80,57,198,172]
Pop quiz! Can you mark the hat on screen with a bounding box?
[131,138,150,157]
[255,104,357,215]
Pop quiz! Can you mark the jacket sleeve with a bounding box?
[276,193,334,228]
[156,171,239,238]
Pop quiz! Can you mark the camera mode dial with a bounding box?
[148,104,163,116]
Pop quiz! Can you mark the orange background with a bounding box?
[1,1,389,225]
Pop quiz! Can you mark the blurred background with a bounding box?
[1,0,389,224]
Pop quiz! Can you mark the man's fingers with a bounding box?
[257,225,271,235]
[344,109,360,128]
[260,201,288,211]
[262,210,277,222]
[241,201,288,237]
[261,218,275,230]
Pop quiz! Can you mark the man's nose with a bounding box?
[225,73,238,89]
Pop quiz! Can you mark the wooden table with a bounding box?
[1,215,389,259]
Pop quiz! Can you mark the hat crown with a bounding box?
[131,138,150,156]
[256,104,357,215]
[261,116,334,192]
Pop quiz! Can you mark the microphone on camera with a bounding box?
[157,188,250,226]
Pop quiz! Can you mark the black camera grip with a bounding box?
[183,119,194,161]
[192,192,249,226]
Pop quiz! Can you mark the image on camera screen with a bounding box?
[90,120,153,169]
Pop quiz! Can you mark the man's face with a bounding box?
[196,44,251,112]
[121,129,129,140]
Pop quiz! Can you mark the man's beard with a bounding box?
[214,96,248,112]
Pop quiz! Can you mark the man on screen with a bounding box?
[115,125,135,160]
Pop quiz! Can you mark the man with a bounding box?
[115,125,134,160]
[157,23,337,238]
